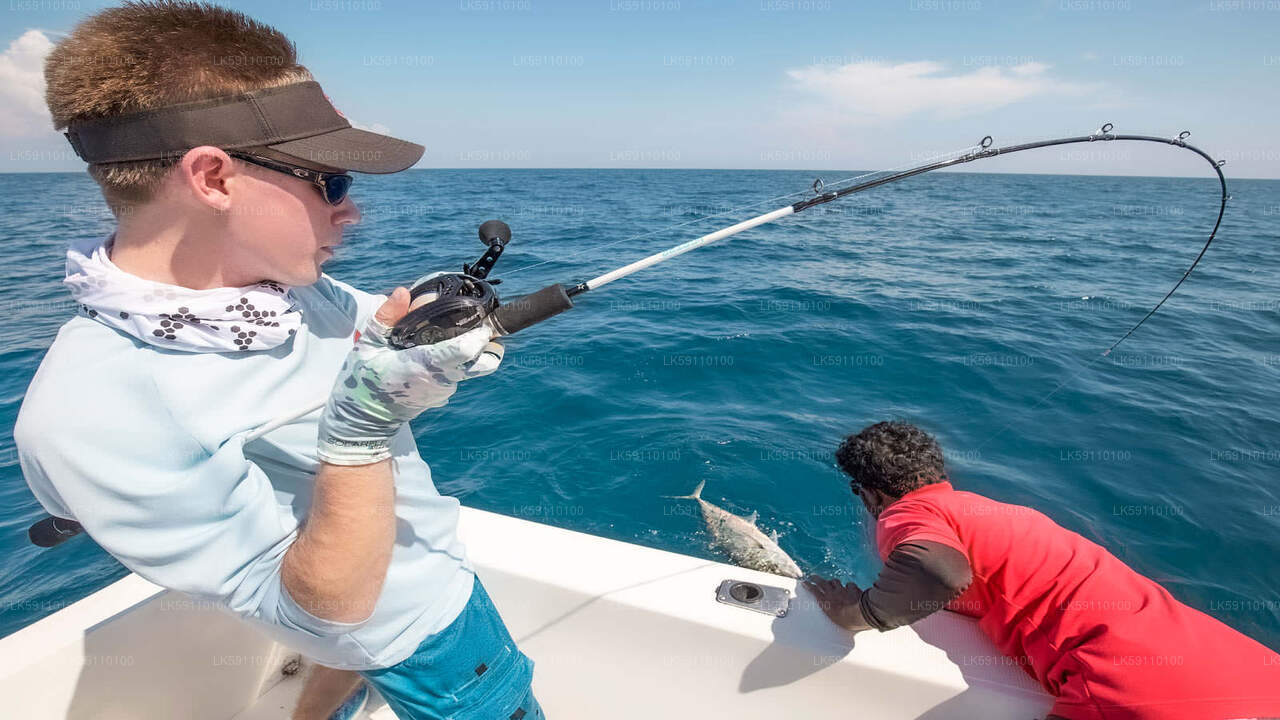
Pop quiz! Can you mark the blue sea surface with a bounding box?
[1,168,1277,650]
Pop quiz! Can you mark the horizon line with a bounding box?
[2,168,1276,181]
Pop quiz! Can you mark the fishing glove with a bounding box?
[317,302,503,466]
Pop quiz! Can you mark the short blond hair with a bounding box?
[45,1,313,206]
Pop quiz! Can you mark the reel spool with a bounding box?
[391,272,500,348]
[387,220,509,349]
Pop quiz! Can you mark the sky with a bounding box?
[0,0,1277,177]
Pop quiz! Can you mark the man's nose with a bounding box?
[334,197,361,226]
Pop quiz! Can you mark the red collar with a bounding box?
[886,480,953,509]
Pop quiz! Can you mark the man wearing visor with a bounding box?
[14,3,541,719]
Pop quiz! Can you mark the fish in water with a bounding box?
[666,481,803,579]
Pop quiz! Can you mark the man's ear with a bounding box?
[178,146,236,212]
[856,487,877,514]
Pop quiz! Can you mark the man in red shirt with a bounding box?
[805,421,1280,720]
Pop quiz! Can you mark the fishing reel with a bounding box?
[388,218,577,350]
[388,220,511,349]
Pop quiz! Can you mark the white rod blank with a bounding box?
[583,205,795,291]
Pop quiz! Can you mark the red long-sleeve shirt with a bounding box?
[876,481,1280,720]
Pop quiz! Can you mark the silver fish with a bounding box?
[667,481,803,579]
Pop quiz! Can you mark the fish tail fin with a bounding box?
[662,480,706,501]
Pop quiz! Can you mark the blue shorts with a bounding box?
[358,577,543,720]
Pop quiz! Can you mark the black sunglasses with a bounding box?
[227,151,354,206]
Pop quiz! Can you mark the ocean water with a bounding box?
[1,169,1277,651]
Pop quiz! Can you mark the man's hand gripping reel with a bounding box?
[387,220,576,350]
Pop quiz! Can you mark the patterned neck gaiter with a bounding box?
[63,234,304,353]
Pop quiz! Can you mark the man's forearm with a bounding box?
[282,459,396,623]
[859,541,972,631]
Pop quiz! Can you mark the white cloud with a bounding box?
[783,60,1095,124]
[349,119,392,135]
[0,29,56,137]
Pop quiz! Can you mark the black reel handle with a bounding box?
[465,220,510,279]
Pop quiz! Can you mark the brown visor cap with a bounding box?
[62,81,423,174]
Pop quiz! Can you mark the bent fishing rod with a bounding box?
[26,123,1229,548]
[390,123,1228,356]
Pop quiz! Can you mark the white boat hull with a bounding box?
[0,507,1053,718]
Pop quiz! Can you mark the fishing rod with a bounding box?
[388,123,1229,359]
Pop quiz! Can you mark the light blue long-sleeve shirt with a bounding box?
[14,272,475,670]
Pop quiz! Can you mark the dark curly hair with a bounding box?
[835,421,948,497]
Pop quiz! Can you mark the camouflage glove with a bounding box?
[317,308,502,466]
